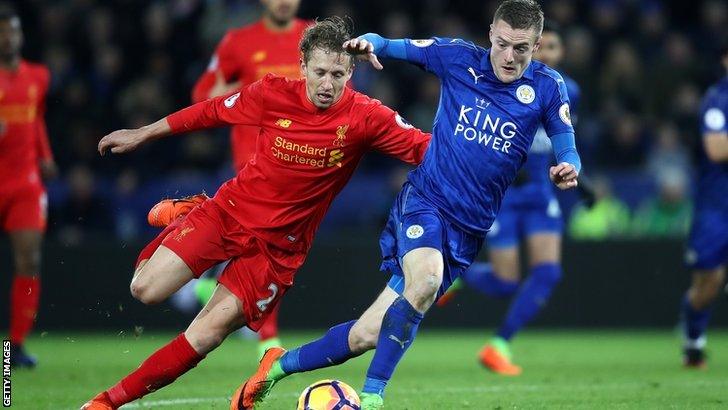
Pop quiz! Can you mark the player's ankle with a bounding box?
[268,360,288,381]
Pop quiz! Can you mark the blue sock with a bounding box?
[681,294,712,347]
[461,262,520,298]
[280,320,356,374]
[497,263,561,341]
[362,296,424,396]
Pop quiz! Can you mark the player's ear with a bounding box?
[533,35,542,53]
[299,58,306,77]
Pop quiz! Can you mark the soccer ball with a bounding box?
[296,379,361,410]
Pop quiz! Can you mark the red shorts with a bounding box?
[0,185,47,232]
[141,199,306,331]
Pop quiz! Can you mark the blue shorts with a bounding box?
[487,196,563,248]
[686,208,728,270]
[380,183,483,298]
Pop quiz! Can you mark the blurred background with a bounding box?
[1,0,727,330]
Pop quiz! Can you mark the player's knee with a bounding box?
[186,328,226,354]
[14,251,41,275]
[130,281,163,305]
[348,322,378,352]
[405,272,442,310]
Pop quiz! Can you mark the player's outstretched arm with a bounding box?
[549,131,581,190]
[343,33,412,70]
[98,118,171,156]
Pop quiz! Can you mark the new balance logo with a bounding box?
[468,67,484,84]
[388,334,409,349]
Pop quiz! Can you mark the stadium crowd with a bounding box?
[12,0,728,241]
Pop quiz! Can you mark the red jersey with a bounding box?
[0,60,52,191]
[168,75,431,253]
[192,19,309,170]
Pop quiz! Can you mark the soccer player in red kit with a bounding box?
[192,0,308,170]
[81,17,430,410]
[190,0,308,355]
[0,6,56,369]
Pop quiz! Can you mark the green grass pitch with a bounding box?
[7,330,728,409]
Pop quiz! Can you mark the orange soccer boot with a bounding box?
[230,347,287,410]
[147,193,208,227]
[478,338,522,376]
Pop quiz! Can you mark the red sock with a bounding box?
[106,333,204,407]
[9,275,40,345]
[258,303,280,341]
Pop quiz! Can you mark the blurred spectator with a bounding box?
[632,169,692,238]
[49,165,112,245]
[646,122,692,178]
[569,177,631,240]
[597,111,649,169]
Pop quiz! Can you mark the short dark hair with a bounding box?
[493,0,544,36]
[299,16,353,65]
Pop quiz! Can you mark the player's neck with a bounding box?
[262,15,295,32]
[0,56,20,71]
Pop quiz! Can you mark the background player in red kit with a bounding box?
[0,5,56,369]
[192,0,308,170]
[81,17,430,410]
[190,0,308,355]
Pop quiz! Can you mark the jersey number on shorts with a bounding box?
[256,283,278,312]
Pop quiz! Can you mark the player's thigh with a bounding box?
[525,233,562,266]
[185,282,247,354]
[349,286,400,351]
[8,229,43,275]
[488,245,520,281]
[131,245,196,304]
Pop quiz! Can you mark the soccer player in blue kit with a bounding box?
[436,21,582,376]
[679,44,728,368]
[233,1,581,408]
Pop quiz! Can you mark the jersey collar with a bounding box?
[480,48,535,82]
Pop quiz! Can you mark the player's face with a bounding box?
[301,48,353,109]
[0,17,22,61]
[261,0,300,25]
[489,19,540,83]
[533,31,562,67]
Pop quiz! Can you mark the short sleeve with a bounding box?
[366,102,431,165]
[541,71,575,137]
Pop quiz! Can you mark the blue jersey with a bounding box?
[402,38,575,236]
[696,76,728,211]
[508,72,581,207]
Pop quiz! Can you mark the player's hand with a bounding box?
[549,162,578,190]
[39,159,58,180]
[209,70,241,99]
[98,128,148,156]
[343,38,383,70]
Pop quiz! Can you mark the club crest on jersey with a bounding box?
[333,124,348,147]
[704,108,726,131]
[516,85,535,104]
[406,224,424,239]
[411,39,434,47]
[395,114,414,130]
[276,118,292,128]
[224,92,241,108]
[559,103,572,126]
